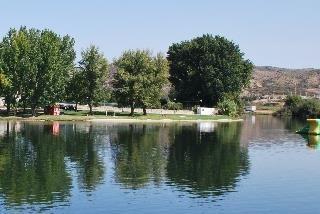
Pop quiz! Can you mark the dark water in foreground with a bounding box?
[0,116,318,213]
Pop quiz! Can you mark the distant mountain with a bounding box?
[244,66,320,97]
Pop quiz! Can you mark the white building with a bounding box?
[196,107,216,115]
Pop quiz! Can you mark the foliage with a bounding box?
[165,101,183,110]
[284,95,303,115]
[65,67,86,110]
[296,99,320,118]
[283,95,320,118]
[78,45,109,114]
[0,72,11,96]
[113,50,169,115]
[0,27,75,115]
[167,34,253,107]
[217,97,239,117]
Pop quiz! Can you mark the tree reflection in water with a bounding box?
[0,121,72,206]
[111,122,249,197]
[0,121,105,207]
[0,120,250,209]
[111,124,169,189]
[166,122,249,197]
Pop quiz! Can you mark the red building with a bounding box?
[44,105,60,115]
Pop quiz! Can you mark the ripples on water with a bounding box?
[0,116,319,213]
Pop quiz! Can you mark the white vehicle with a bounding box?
[245,105,256,112]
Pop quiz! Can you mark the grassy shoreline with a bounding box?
[0,110,241,122]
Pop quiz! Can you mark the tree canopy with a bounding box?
[113,50,169,115]
[0,27,75,115]
[78,46,109,114]
[167,34,253,107]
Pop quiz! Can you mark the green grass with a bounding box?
[0,110,232,121]
[64,110,231,121]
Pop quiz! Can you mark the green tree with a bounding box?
[167,34,253,107]
[79,46,109,114]
[66,67,86,111]
[0,27,31,114]
[28,30,75,115]
[113,50,169,115]
[0,27,75,115]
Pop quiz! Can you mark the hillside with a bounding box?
[244,66,320,98]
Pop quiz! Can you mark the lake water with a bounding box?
[0,116,319,213]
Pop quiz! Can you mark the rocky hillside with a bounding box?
[244,66,320,97]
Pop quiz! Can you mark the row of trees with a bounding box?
[0,27,253,116]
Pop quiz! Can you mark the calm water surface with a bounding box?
[0,116,318,213]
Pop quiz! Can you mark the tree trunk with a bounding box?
[130,103,134,116]
[31,107,37,117]
[13,107,17,116]
[6,104,10,116]
[75,103,78,112]
[143,106,147,115]
[89,103,93,115]
[22,99,27,114]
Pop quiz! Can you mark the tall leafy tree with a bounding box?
[0,27,75,115]
[167,34,253,107]
[79,46,109,114]
[0,27,31,114]
[65,67,86,111]
[29,30,75,115]
[113,50,169,115]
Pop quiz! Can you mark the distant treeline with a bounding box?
[0,27,253,116]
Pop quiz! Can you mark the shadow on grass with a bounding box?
[63,110,141,117]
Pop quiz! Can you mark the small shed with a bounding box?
[245,106,256,112]
[44,105,60,115]
[196,107,216,115]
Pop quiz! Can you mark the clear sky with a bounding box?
[1,0,319,68]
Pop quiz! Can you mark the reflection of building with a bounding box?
[198,122,215,133]
[0,121,22,137]
[52,122,60,135]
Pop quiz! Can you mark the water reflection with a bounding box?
[111,124,169,189]
[299,134,320,150]
[166,122,249,197]
[0,120,250,210]
[0,121,71,206]
[110,122,249,197]
[0,121,106,208]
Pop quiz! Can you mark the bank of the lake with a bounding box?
[0,111,241,122]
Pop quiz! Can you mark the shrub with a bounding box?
[284,95,303,115]
[217,98,238,117]
[296,99,320,118]
[283,95,320,118]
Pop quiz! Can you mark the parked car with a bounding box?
[57,103,76,111]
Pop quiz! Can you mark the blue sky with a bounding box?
[1,0,319,68]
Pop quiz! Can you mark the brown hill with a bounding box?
[244,66,320,97]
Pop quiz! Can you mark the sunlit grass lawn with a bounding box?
[41,110,231,121]
[0,110,231,121]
